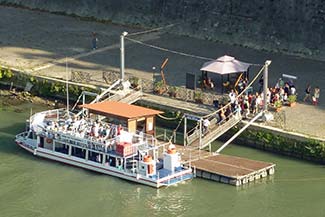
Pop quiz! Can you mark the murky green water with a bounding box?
[1,102,325,217]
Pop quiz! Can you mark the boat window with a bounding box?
[39,137,44,148]
[107,156,116,167]
[89,151,102,163]
[71,146,86,159]
[54,142,69,154]
[43,137,53,150]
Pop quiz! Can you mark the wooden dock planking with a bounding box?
[177,146,275,185]
[206,155,274,172]
[161,143,275,186]
[191,154,274,178]
[192,158,253,177]
[189,154,275,185]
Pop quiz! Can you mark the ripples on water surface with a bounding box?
[1,103,325,217]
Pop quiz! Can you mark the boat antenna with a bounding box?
[66,57,70,117]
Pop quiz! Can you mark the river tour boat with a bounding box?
[15,101,193,188]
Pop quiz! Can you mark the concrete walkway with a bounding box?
[277,103,325,139]
[0,6,324,140]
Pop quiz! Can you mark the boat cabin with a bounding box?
[80,101,163,135]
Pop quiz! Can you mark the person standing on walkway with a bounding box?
[303,83,312,102]
[92,32,98,50]
[312,86,320,106]
[203,118,210,134]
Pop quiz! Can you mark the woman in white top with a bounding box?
[313,87,320,106]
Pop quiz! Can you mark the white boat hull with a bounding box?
[15,138,192,188]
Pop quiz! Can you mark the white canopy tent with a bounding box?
[200,55,251,75]
[200,55,253,93]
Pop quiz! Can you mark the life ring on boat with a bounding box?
[167,148,176,154]
[143,155,152,162]
[46,138,53,144]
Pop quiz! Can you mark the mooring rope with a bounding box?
[168,115,185,143]
[157,113,181,120]
[125,37,213,61]
[127,23,180,36]
[127,18,198,37]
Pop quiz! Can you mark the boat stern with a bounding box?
[15,131,37,153]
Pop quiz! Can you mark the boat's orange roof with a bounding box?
[80,101,163,119]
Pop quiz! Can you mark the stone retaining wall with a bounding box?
[221,124,325,164]
[1,0,325,59]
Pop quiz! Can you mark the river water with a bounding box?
[1,102,325,217]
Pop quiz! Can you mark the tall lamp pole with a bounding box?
[66,57,69,117]
[120,31,128,82]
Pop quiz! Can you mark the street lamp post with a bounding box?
[263,60,272,112]
[261,60,274,122]
[152,66,156,91]
[120,31,128,82]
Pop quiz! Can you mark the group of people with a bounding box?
[303,84,321,106]
[202,77,215,89]
[214,78,300,122]
[202,75,249,93]
[45,115,124,145]
[200,75,323,138]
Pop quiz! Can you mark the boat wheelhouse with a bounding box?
[15,101,193,188]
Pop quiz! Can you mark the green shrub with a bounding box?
[232,127,325,163]
[288,95,297,103]
[0,67,14,80]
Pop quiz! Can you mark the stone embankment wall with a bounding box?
[221,125,325,164]
[1,0,325,58]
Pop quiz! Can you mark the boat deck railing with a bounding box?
[30,107,159,148]
[38,126,169,156]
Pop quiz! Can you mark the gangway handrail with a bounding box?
[120,90,143,104]
[187,112,239,147]
[90,79,121,104]
[215,111,263,154]
[200,114,241,149]
[71,91,99,111]
[75,79,121,116]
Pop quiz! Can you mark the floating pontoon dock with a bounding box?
[191,154,275,186]
[174,144,275,186]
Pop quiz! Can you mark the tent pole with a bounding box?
[221,75,223,94]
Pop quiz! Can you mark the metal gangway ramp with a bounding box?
[185,113,242,150]
[73,79,144,115]
[106,89,143,104]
